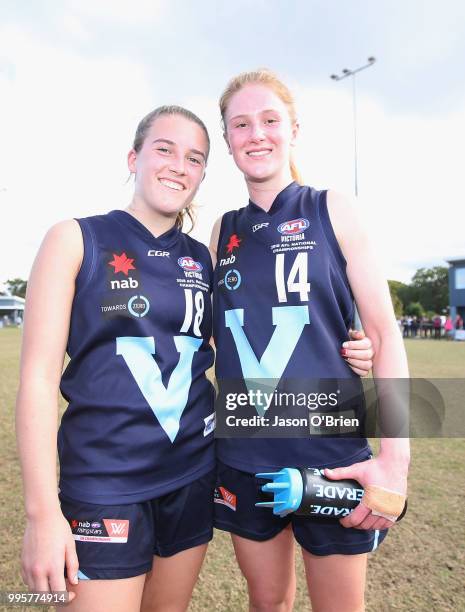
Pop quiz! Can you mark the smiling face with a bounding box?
[223,83,298,184]
[128,113,208,218]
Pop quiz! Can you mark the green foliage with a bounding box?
[406,302,424,317]
[5,278,27,298]
[392,266,449,315]
[387,281,404,317]
[410,266,448,313]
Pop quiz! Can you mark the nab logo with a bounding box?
[111,277,138,290]
[177,257,203,272]
[108,252,139,289]
[226,234,242,254]
[219,254,235,267]
[148,250,170,257]
[108,252,136,275]
[277,218,310,235]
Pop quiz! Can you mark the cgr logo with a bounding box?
[277,218,310,235]
[178,257,203,272]
[252,222,269,232]
[148,250,170,257]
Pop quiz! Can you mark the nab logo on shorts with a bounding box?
[277,218,310,235]
[177,256,203,272]
[70,518,130,543]
[214,486,237,511]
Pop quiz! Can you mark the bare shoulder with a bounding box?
[33,219,83,279]
[326,189,357,221]
[44,219,82,246]
[326,189,367,247]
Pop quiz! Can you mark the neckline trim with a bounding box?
[109,210,181,248]
[247,182,301,217]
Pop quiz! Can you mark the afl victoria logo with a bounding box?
[177,257,203,272]
[277,218,310,235]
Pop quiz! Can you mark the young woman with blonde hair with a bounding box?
[211,69,409,612]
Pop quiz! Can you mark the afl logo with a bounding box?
[277,218,310,235]
[177,256,203,272]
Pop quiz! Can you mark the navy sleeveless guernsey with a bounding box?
[58,210,215,504]
[213,182,369,473]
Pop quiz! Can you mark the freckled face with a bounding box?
[128,114,208,216]
[223,84,297,182]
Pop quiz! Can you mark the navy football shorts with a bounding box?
[214,452,388,556]
[60,469,215,580]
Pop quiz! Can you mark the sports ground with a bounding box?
[1,328,464,611]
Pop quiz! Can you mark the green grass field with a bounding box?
[1,329,464,611]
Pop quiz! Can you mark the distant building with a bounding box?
[0,295,25,326]
[446,257,465,321]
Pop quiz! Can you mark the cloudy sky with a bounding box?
[1,0,464,287]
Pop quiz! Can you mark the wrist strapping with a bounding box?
[363,485,407,521]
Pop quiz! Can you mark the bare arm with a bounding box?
[16,219,83,593]
[324,190,410,529]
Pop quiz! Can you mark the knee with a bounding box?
[249,587,294,612]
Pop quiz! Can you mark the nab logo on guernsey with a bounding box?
[277,218,310,235]
[214,486,237,511]
[108,252,139,290]
[226,234,242,253]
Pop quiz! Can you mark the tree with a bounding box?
[6,278,27,298]
[387,280,405,318]
[406,302,424,318]
[410,266,448,314]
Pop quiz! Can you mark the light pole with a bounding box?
[330,56,376,197]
